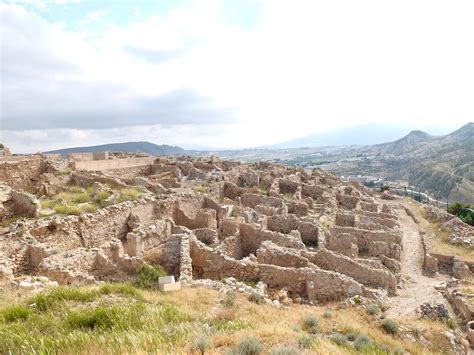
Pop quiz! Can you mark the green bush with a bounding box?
[248,291,264,305]
[381,319,399,335]
[117,188,142,203]
[330,332,347,346]
[133,265,167,289]
[366,303,381,316]
[231,337,263,355]
[0,143,4,149]
[301,315,318,334]
[271,345,301,355]
[353,334,371,350]
[2,304,32,322]
[448,203,474,226]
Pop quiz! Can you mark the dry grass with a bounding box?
[0,284,458,354]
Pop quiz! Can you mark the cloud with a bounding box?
[79,9,106,26]
[1,0,474,153]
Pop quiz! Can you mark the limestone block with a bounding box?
[159,276,175,285]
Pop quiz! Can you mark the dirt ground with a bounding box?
[385,200,452,319]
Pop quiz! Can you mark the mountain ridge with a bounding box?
[46,141,186,156]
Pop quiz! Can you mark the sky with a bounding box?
[0,0,473,153]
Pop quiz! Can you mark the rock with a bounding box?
[419,302,449,321]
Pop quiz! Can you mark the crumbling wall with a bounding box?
[0,157,47,190]
[303,249,397,294]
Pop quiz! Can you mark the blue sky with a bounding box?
[1,0,473,152]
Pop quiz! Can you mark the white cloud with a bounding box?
[79,8,106,25]
[1,0,473,153]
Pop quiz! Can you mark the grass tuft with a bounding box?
[302,315,318,334]
[381,319,399,335]
[231,336,263,355]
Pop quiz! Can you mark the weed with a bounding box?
[117,188,142,203]
[330,332,347,346]
[231,336,263,355]
[54,205,82,216]
[194,334,210,354]
[353,334,371,350]
[323,309,332,319]
[71,193,92,204]
[366,303,381,316]
[221,291,237,308]
[1,305,32,322]
[297,334,317,349]
[302,315,318,334]
[381,319,399,335]
[248,291,264,305]
[133,265,167,289]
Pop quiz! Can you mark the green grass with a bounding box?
[117,188,142,203]
[54,205,82,216]
[39,185,142,217]
[0,284,192,354]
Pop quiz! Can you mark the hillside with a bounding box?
[46,141,186,156]
[332,122,474,203]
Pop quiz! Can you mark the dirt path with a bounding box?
[385,201,451,318]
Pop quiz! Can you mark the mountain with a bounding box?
[332,122,474,204]
[46,141,186,156]
[266,124,426,148]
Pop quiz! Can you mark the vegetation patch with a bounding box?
[133,264,167,289]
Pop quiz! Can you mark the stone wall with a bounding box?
[70,157,155,171]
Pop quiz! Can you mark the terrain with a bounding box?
[39,123,473,204]
[46,141,186,157]
[0,144,473,353]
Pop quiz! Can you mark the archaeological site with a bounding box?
[0,145,473,354]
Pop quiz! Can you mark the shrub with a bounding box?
[194,334,210,354]
[54,205,81,216]
[0,143,4,148]
[2,305,32,322]
[353,335,371,350]
[302,315,318,334]
[346,332,358,341]
[366,303,381,316]
[297,334,317,349]
[248,291,264,305]
[323,309,332,319]
[221,291,237,308]
[232,337,263,355]
[133,265,166,289]
[381,319,399,335]
[330,332,347,346]
[40,199,56,209]
[271,345,301,355]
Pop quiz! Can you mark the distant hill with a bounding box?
[267,124,419,148]
[46,141,186,156]
[335,122,474,204]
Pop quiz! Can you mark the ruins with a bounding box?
[1,145,473,350]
